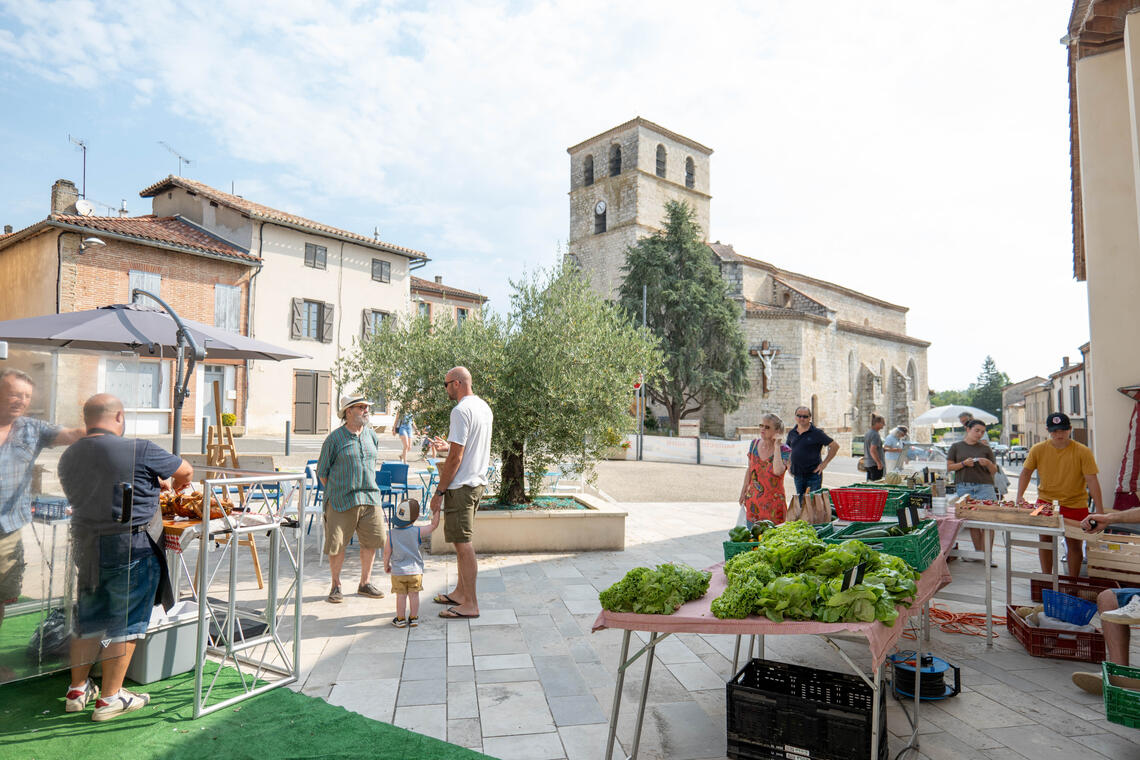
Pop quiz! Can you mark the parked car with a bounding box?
[1007,445,1029,462]
[851,435,864,457]
[989,442,1010,456]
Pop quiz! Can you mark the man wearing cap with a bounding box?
[1016,412,1102,576]
[786,406,839,496]
[317,395,386,603]
[883,425,909,473]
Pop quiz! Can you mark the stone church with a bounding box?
[566,117,931,447]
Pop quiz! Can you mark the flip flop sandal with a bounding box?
[433,593,459,605]
[439,606,479,619]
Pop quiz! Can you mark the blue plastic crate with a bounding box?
[30,496,70,521]
[1042,589,1097,626]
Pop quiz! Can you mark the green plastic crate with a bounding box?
[1104,661,1140,729]
[824,519,941,571]
[724,540,759,561]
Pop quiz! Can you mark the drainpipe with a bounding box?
[242,221,265,428]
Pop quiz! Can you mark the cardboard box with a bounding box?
[126,602,200,685]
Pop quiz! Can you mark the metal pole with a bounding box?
[201,417,208,455]
[285,421,291,456]
[172,342,185,456]
[639,284,646,461]
[605,630,632,760]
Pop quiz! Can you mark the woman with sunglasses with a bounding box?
[738,413,791,526]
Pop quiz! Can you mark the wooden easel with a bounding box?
[205,381,263,589]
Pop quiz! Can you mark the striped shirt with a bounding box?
[317,424,382,512]
[1,416,61,534]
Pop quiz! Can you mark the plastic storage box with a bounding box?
[727,658,887,760]
[1006,603,1105,663]
[126,601,200,685]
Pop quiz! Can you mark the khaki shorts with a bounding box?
[323,504,386,555]
[444,484,484,544]
[0,530,24,603]
[391,574,423,594]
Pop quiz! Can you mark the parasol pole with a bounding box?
[132,289,205,455]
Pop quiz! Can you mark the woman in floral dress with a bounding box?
[738,413,791,526]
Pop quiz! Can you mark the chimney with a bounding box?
[1062,356,1069,368]
[51,179,79,215]
[434,275,443,284]
[3,225,11,234]
[118,200,129,218]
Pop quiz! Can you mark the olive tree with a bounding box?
[338,265,662,504]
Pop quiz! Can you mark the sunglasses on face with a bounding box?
[443,379,456,388]
[795,414,810,419]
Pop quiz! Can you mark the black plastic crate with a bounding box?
[727,659,888,760]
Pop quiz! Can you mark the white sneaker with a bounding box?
[1101,596,1140,625]
[91,689,150,721]
[64,679,99,712]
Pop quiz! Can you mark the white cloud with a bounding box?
[0,0,1083,388]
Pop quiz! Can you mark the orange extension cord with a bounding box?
[901,602,1007,639]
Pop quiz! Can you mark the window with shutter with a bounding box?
[214,284,241,332]
[321,302,334,343]
[371,259,391,283]
[129,270,162,308]
[361,309,386,339]
[304,242,327,269]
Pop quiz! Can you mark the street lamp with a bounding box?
[56,234,108,313]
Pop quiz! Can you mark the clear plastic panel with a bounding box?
[1,349,165,687]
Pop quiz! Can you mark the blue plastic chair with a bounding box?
[381,462,424,503]
[375,469,395,525]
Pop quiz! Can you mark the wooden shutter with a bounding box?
[321,302,335,343]
[129,270,161,307]
[290,298,303,339]
[361,309,371,340]
[316,372,332,433]
[215,284,241,332]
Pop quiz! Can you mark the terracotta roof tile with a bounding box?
[51,214,258,263]
[410,275,488,303]
[139,176,427,260]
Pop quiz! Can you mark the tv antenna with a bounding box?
[68,135,88,197]
[158,141,193,175]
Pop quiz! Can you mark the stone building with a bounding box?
[1002,376,1047,446]
[566,118,931,444]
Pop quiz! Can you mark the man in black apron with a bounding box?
[58,394,192,721]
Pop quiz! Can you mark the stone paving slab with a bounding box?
[240,498,1140,760]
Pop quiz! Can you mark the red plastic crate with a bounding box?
[1006,604,1105,663]
[1030,574,1120,604]
[829,488,888,522]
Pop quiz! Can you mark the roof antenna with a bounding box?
[68,135,87,197]
[158,141,193,176]
[373,226,380,240]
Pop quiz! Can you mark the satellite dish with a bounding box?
[75,199,96,217]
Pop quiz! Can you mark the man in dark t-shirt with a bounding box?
[58,394,192,722]
[786,406,839,496]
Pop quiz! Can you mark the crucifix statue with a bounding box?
[749,340,779,397]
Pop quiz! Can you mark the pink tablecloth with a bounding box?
[591,518,962,670]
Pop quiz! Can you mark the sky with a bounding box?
[0,0,1086,391]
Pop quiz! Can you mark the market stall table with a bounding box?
[592,519,961,760]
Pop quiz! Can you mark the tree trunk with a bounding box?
[500,443,528,505]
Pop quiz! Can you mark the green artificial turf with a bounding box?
[0,608,66,682]
[0,664,494,760]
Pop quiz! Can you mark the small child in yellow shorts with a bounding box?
[382,499,439,627]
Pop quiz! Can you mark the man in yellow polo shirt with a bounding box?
[1016,412,1103,576]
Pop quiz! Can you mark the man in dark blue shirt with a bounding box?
[785,406,839,496]
[58,394,192,722]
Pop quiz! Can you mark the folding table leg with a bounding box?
[604,630,632,760]
[631,632,661,760]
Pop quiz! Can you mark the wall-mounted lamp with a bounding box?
[79,236,106,252]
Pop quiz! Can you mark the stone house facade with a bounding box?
[0,179,257,435]
[567,119,930,445]
[410,275,487,324]
[1001,376,1047,445]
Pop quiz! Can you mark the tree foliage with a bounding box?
[337,265,662,504]
[617,200,750,431]
[929,356,1010,423]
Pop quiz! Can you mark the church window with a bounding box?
[848,351,856,391]
[811,395,819,422]
[594,208,606,234]
[812,357,817,382]
[685,157,695,189]
[610,144,622,176]
[584,155,594,186]
[656,145,666,178]
[907,360,918,401]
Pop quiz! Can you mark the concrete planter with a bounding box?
[605,446,630,460]
[225,426,246,438]
[429,492,626,555]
